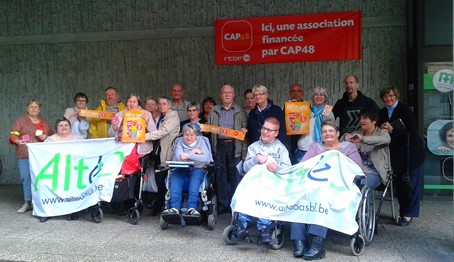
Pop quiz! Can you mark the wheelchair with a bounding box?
[222,212,285,250]
[158,160,217,230]
[351,166,396,256]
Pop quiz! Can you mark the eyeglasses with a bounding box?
[254,92,266,97]
[261,127,278,133]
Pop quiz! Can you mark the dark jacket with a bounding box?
[247,99,287,146]
[333,91,379,135]
[378,101,425,174]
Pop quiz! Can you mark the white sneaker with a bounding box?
[187,208,200,217]
[17,202,32,213]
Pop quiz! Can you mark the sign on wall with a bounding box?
[215,11,361,65]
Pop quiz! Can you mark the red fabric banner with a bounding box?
[215,11,361,65]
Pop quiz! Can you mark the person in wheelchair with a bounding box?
[234,117,291,244]
[161,123,213,221]
[291,121,362,259]
[342,109,391,190]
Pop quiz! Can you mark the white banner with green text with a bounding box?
[231,150,364,235]
[28,138,135,217]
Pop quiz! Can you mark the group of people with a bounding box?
[10,75,426,260]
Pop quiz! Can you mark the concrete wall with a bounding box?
[0,0,407,184]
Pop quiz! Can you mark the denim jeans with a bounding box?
[237,212,272,230]
[169,167,205,210]
[18,159,32,202]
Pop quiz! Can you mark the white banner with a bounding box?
[28,138,135,217]
[231,150,364,235]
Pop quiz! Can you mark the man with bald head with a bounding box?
[170,83,191,122]
[332,75,379,135]
[208,84,248,214]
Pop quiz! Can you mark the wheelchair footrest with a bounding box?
[161,213,181,225]
[182,214,202,225]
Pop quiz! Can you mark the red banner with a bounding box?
[215,11,361,65]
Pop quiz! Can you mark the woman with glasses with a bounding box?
[64,92,89,139]
[161,123,213,220]
[247,84,287,146]
[179,102,202,133]
[377,86,425,227]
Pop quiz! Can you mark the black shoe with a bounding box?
[218,207,230,215]
[39,217,50,223]
[293,240,307,258]
[398,217,412,226]
[303,236,325,260]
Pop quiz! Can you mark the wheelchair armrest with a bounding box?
[203,162,215,174]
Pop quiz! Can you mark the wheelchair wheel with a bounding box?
[207,195,217,230]
[207,213,216,230]
[222,225,238,245]
[270,227,285,250]
[359,187,376,244]
[91,206,103,223]
[127,208,140,225]
[159,215,169,230]
[350,234,365,256]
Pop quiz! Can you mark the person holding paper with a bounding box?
[161,123,213,220]
[295,87,334,163]
[64,92,90,139]
[378,86,425,227]
[235,117,291,245]
[291,121,361,260]
[88,86,125,139]
[9,99,53,214]
[343,109,391,190]
[108,93,157,176]
[285,83,306,164]
[207,84,248,214]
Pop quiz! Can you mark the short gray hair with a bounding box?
[312,87,328,102]
[252,84,268,95]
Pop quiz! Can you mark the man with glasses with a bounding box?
[234,117,291,244]
[88,86,125,138]
[207,84,248,214]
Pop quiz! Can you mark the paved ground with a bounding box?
[0,184,452,262]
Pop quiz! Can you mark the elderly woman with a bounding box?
[247,84,287,146]
[377,86,425,227]
[291,121,362,260]
[180,102,202,132]
[108,93,157,175]
[161,123,213,220]
[10,99,53,214]
[64,92,89,138]
[343,109,391,189]
[295,87,334,163]
[38,117,85,222]
[144,97,160,125]
[200,96,216,123]
[145,97,180,213]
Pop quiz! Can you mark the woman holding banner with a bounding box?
[294,87,334,163]
[291,121,362,260]
[38,117,85,222]
[10,99,54,214]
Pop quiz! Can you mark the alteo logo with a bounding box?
[221,20,253,52]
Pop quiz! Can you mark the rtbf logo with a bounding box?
[221,20,253,52]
